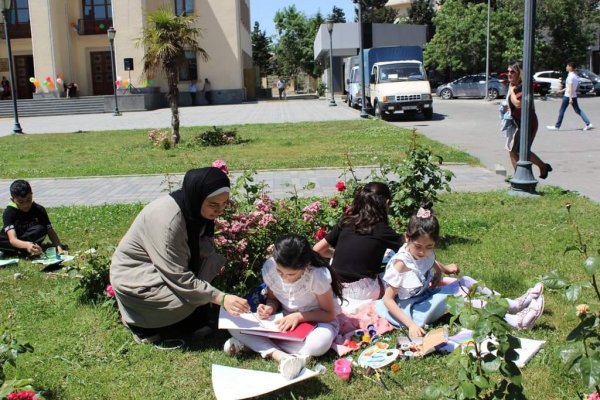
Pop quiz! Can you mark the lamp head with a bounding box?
[326,19,334,33]
[107,26,116,41]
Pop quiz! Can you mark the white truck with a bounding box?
[352,46,433,120]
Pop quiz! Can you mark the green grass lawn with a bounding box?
[2,188,599,399]
[0,120,477,178]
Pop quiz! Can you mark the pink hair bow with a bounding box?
[416,208,431,218]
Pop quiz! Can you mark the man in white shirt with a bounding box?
[276,78,286,100]
[547,62,593,131]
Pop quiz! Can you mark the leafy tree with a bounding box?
[273,6,317,79]
[251,21,273,77]
[327,6,347,23]
[407,0,435,25]
[139,9,207,145]
[353,0,399,23]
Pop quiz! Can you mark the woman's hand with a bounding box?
[257,303,274,319]
[224,295,250,317]
[276,312,303,332]
[408,323,425,338]
[27,242,43,256]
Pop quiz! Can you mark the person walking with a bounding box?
[506,63,552,179]
[277,78,286,100]
[189,80,197,106]
[1,76,11,100]
[547,62,593,131]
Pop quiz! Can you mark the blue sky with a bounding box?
[250,0,357,38]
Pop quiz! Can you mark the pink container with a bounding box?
[334,358,352,381]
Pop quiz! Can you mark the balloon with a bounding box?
[147,79,154,85]
[56,78,63,85]
[117,76,122,81]
[46,76,52,81]
[33,80,40,87]
[42,80,48,86]
[74,25,79,31]
[123,79,129,87]
[115,80,120,86]
[99,23,105,29]
[29,77,35,83]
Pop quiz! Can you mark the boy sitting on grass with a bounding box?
[0,180,65,258]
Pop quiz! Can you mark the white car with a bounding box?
[533,70,593,95]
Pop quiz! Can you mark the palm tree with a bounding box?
[138,8,208,145]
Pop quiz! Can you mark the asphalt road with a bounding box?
[383,94,600,202]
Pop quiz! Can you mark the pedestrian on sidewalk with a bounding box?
[277,78,286,100]
[189,80,197,106]
[203,78,213,105]
[547,62,593,131]
[506,63,552,179]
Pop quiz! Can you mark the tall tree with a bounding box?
[251,21,273,77]
[273,6,314,79]
[407,0,435,25]
[327,6,347,22]
[354,0,399,23]
[139,9,207,145]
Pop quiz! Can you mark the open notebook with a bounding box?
[218,308,316,342]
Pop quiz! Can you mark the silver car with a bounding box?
[436,74,508,100]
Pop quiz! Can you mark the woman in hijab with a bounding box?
[110,167,250,345]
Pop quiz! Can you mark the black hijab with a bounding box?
[170,167,230,268]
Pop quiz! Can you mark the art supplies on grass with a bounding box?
[218,308,316,342]
[357,342,400,369]
[31,254,75,267]
[396,326,449,358]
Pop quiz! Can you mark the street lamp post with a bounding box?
[1,0,23,133]
[326,20,336,107]
[107,26,121,116]
[354,0,369,118]
[484,0,490,100]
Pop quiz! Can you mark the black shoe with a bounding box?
[540,163,553,179]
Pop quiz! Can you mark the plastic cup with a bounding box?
[334,359,352,381]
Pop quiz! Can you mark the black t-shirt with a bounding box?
[325,221,403,283]
[2,202,52,237]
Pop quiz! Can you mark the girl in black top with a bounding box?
[313,182,403,309]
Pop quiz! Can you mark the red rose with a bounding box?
[335,181,346,192]
[329,198,339,208]
[314,227,327,241]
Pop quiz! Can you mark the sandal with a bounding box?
[223,337,247,356]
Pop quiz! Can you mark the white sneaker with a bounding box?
[279,355,306,379]
[513,296,544,330]
[546,125,559,131]
[513,282,544,312]
[584,123,593,131]
[223,337,246,356]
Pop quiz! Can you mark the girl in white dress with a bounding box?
[224,234,343,379]
[376,203,544,338]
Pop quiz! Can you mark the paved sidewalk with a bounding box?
[0,165,506,208]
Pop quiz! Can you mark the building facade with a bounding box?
[0,0,252,103]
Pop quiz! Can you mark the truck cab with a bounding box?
[346,65,362,108]
[369,60,433,120]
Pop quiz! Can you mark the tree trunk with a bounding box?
[167,68,180,145]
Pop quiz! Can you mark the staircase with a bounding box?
[0,96,106,117]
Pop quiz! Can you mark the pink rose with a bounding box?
[212,159,229,175]
[105,284,115,298]
[335,181,346,192]
[329,198,339,208]
[314,227,327,241]
[7,391,38,400]
[588,393,600,400]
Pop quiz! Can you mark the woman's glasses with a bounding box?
[507,70,515,74]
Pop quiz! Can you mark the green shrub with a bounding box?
[316,82,326,97]
[191,126,242,147]
[70,248,114,304]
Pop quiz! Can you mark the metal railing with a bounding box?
[0,22,31,39]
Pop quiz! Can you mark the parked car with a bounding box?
[577,68,600,95]
[492,72,550,97]
[435,74,508,99]
[533,70,593,95]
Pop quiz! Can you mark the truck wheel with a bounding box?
[375,102,388,120]
[440,89,452,100]
[423,108,433,120]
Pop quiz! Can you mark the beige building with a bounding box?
[0,0,253,103]
[386,0,412,16]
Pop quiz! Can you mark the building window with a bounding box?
[175,0,194,16]
[3,0,31,39]
[179,51,198,81]
[79,0,112,35]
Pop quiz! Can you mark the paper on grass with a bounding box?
[218,307,284,332]
[212,364,318,400]
[31,255,75,266]
[0,258,19,267]
[442,329,545,368]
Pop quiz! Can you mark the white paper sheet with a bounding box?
[0,258,19,267]
[212,364,318,400]
[31,255,75,266]
[218,307,283,332]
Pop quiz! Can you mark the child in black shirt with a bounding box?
[0,180,65,257]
